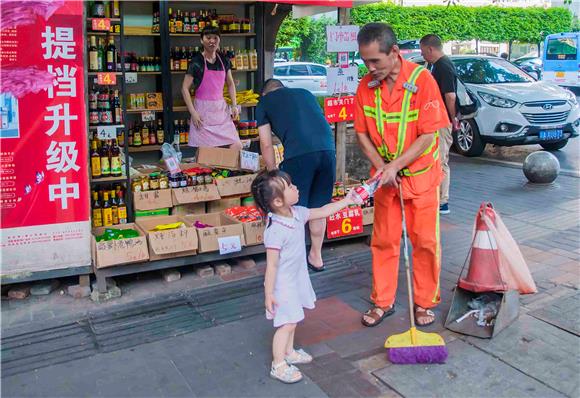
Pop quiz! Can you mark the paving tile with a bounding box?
[373,339,565,398]
[465,314,579,397]
[529,291,580,337]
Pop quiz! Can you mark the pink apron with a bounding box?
[188,54,240,147]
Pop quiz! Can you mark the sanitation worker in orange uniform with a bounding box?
[354,23,450,327]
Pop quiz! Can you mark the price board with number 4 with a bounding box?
[324,96,355,123]
[97,72,116,85]
[326,206,363,239]
[91,18,111,31]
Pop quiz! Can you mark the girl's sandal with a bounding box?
[285,349,313,365]
[270,362,303,384]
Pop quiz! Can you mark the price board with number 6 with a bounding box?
[324,95,355,123]
[326,206,363,239]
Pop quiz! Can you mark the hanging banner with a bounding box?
[0,1,91,275]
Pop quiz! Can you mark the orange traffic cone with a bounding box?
[458,203,507,292]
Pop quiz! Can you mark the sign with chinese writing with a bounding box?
[338,52,349,68]
[97,72,116,85]
[327,25,359,53]
[327,66,358,95]
[91,18,111,32]
[326,206,363,239]
[240,150,259,172]
[218,235,242,255]
[0,1,91,274]
[324,95,355,123]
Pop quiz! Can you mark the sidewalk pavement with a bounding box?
[2,156,579,397]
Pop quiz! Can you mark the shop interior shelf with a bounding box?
[88,124,125,130]
[170,33,255,37]
[89,31,120,36]
[128,145,163,153]
[126,108,163,113]
[133,71,162,75]
[91,175,127,184]
[124,26,159,36]
[171,69,257,75]
[87,71,123,76]
[87,18,122,22]
[172,103,255,112]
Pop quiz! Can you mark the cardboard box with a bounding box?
[207,197,241,213]
[362,207,374,226]
[184,213,245,253]
[92,223,149,268]
[136,216,198,261]
[197,147,240,169]
[172,202,206,216]
[241,220,267,246]
[133,189,173,211]
[171,184,221,205]
[216,174,257,197]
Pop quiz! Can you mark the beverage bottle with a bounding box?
[156,119,164,144]
[149,122,157,145]
[110,189,119,225]
[97,38,105,71]
[242,49,250,70]
[92,191,103,228]
[100,139,111,177]
[250,49,258,70]
[180,119,187,143]
[91,139,102,179]
[176,10,183,33]
[184,12,191,33]
[117,190,128,224]
[168,8,175,33]
[142,122,150,145]
[110,139,122,177]
[133,123,142,146]
[113,89,122,124]
[180,46,188,70]
[102,191,113,226]
[173,47,181,70]
[192,12,198,33]
[112,0,120,18]
[89,36,99,71]
[117,128,125,147]
[349,172,382,204]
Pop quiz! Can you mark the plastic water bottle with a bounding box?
[350,172,382,204]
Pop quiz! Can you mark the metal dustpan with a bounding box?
[445,286,519,339]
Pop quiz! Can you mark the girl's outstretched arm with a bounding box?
[308,196,356,221]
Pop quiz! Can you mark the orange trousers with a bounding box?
[370,185,441,309]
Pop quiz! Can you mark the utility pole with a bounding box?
[335,7,350,182]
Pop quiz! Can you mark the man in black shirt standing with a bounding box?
[420,34,458,215]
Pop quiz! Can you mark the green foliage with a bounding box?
[351,4,573,43]
[276,14,336,64]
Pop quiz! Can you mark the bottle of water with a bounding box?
[350,172,382,204]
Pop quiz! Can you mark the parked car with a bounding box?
[408,54,579,156]
[512,56,543,80]
[273,62,328,96]
[542,32,579,91]
[352,39,421,66]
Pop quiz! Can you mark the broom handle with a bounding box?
[398,183,416,330]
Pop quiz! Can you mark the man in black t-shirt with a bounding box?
[420,34,457,215]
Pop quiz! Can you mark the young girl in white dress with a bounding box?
[251,169,357,384]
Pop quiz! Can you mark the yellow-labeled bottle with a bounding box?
[92,191,103,228]
[102,191,113,226]
[91,139,102,179]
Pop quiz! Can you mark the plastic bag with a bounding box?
[160,142,182,176]
[475,203,537,294]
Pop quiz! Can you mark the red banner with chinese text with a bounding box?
[0,1,91,273]
[326,206,363,239]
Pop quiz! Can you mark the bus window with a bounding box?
[546,38,578,61]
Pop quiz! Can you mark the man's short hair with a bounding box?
[420,34,443,50]
[357,23,398,55]
[262,78,284,95]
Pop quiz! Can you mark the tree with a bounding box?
[276,14,336,64]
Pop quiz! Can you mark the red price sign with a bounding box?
[91,18,111,31]
[97,72,117,85]
[324,95,355,123]
[326,206,363,239]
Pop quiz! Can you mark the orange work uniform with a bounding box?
[354,57,450,309]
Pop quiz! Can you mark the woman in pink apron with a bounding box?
[181,26,241,149]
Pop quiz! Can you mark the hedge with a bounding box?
[351,4,573,43]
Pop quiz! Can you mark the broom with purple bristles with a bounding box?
[383,184,448,365]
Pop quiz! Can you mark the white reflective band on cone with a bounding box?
[473,230,497,250]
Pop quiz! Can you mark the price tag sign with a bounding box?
[141,110,155,122]
[97,72,116,85]
[96,125,117,140]
[91,18,111,32]
[240,150,259,172]
[125,72,138,84]
[218,235,242,255]
[326,206,363,239]
[327,66,358,95]
[324,95,355,123]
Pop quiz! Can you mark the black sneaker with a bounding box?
[439,203,450,215]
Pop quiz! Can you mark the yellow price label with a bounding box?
[341,217,353,234]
